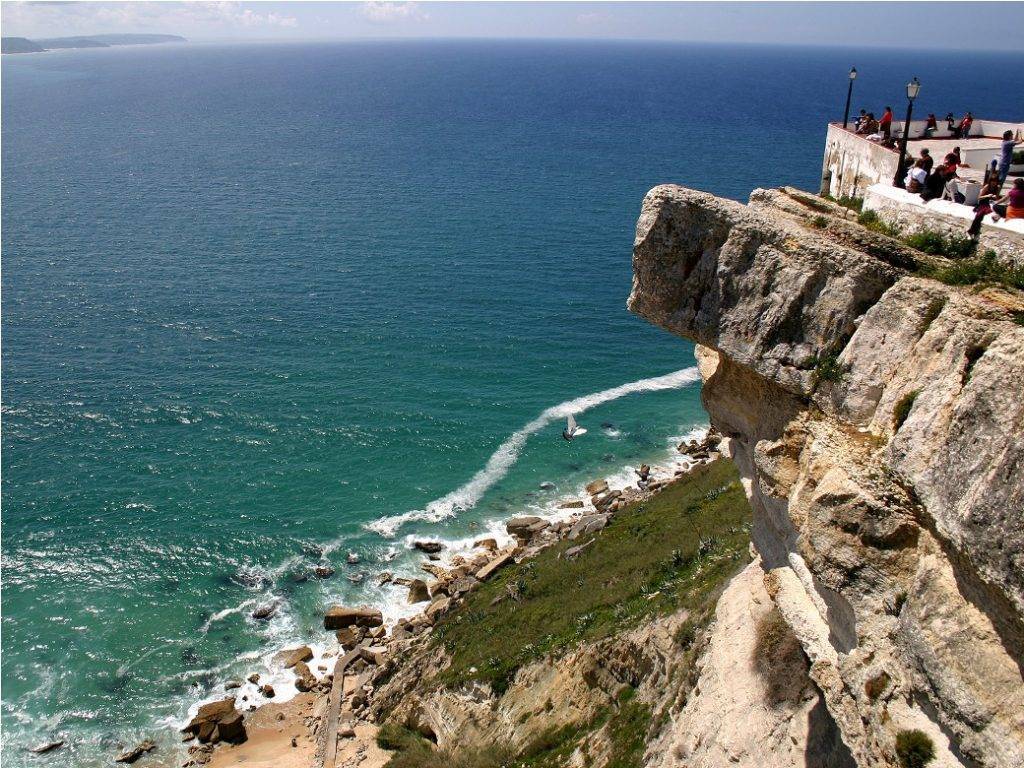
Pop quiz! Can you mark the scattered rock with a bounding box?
[29,741,64,755]
[247,673,260,684]
[215,712,246,744]
[260,684,275,698]
[637,464,651,481]
[346,572,365,584]
[506,516,549,541]
[360,646,388,665]
[335,626,363,649]
[407,579,430,603]
[182,698,247,745]
[223,680,242,691]
[539,481,556,490]
[448,575,478,596]
[474,538,498,551]
[347,551,360,564]
[251,602,277,620]
[558,499,585,509]
[115,739,156,764]
[413,541,444,554]
[338,723,356,738]
[314,565,335,579]
[376,571,393,586]
[564,539,595,559]
[324,606,383,630]
[585,478,609,495]
[425,596,451,622]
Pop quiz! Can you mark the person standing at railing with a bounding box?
[924,113,938,138]
[957,112,974,138]
[879,106,894,139]
[997,130,1024,188]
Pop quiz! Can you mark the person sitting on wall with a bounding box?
[997,129,1024,188]
[879,106,894,138]
[905,159,929,193]
[853,109,868,132]
[990,178,1024,221]
[958,112,974,139]
[921,157,958,202]
[968,174,1005,236]
[858,113,878,135]
[945,112,957,134]
[923,113,938,137]
[919,148,934,174]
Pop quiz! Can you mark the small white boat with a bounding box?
[562,414,587,441]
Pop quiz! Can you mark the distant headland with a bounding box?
[1,33,185,54]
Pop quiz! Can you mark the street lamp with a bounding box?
[893,77,921,188]
[842,67,857,130]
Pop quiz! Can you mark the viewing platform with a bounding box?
[820,118,1023,199]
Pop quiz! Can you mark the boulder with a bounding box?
[335,626,363,649]
[115,739,156,763]
[215,711,246,744]
[293,661,316,692]
[539,481,556,490]
[324,606,383,630]
[448,575,478,596]
[564,540,594,559]
[360,646,388,665]
[224,680,242,691]
[476,550,514,581]
[425,596,451,622]
[247,673,260,684]
[636,464,651,481]
[346,551,361,564]
[506,516,549,541]
[474,538,498,551]
[29,741,63,755]
[251,602,277,620]
[260,684,275,698]
[376,571,393,586]
[413,541,444,554]
[568,514,609,540]
[585,479,609,495]
[314,565,335,579]
[558,499,585,509]
[275,645,313,669]
[183,698,244,745]
[405,577,430,603]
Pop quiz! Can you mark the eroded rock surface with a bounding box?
[630,184,1024,768]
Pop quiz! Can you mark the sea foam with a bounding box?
[365,367,702,537]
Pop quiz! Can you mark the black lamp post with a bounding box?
[842,67,857,129]
[893,77,921,188]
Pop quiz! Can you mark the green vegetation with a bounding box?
[903,229,976,261]
[918,249,1024,291]
[802,353,847,386]
[895,729,936,768]
[376,723,513,768]
[1011,310,1024,327]
[810,215,829,229]
[602,689,651,768]
[432,459,752,695]
[893,390,919,431]
[835,195,864,213]
[857,209,902,238]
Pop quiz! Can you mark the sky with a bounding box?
[1,1,1022,50]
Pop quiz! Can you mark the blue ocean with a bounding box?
[3,40,1022,766]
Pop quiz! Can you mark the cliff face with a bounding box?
[629,185,1024,767]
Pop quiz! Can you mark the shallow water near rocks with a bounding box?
[3,39,1022,766]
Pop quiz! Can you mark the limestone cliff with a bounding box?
[629,185,1024,767]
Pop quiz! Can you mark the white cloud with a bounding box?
[359,2,428,24]
[576,12,612,27]
[0,2,298,39]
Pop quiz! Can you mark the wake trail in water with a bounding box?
[366,367,702,536]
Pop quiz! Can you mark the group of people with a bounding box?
[900,129,1024,235]
[853,109,976,142]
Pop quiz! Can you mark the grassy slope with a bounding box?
[380,459,753,768]
[434,458,753,693]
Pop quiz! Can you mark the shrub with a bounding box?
[805,353,846,385]
[857,209,902,237]
[904,229,976,261]
[893,390,919,431]
[895,729,936,768]
[1011,310,1024,327]
[811,215,829,228]
[920,249,1024,291]
[752,607,808,706]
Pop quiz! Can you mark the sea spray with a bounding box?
[365,367,702,537]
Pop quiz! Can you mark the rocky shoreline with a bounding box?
[169,429,725,768]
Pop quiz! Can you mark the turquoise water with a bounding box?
[3,40,1022,765]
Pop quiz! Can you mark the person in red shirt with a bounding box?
[957,112,974,138]
[879,107,894,138]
